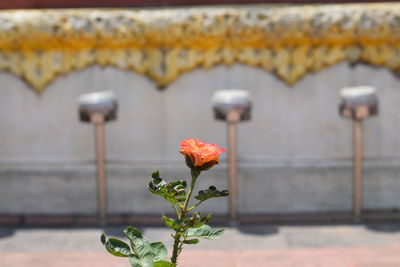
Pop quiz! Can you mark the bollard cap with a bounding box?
[339,86,378,120]
[340,86,377,106]
[212,89,251,121]
[78,91,118,123]
[212,90,250,106]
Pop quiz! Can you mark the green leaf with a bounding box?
[184,212,212,229]
[102,235,131,257]
[161,215,181,231]
[140,253,155,267]
[124,226,151,258]
[202,213,212,225]
[100,233,106,244]
[150,242,167,261]
[124,226,143,239]
[154,261,175,267]
[195,186,229,201]
[129,255,141,267]
[184,212,201,228]
[168,180,187,202]
[149,171,187,204]
[183,239,199,244]
[151,171,162,183]
[186,224,224,240]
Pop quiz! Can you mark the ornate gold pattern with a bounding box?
[1,4,400,92]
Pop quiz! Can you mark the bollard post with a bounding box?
[91,113,107,225]
[339,86,378,221]
[78,91,118,226]
[353,118,363,220]
[226,110,240,222]
[212,90,251,225]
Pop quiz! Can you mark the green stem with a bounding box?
[186,200,204,213]
[170,168,201,265]
[172,204,180,218]
[171,233,181,265]
[180,169,200,218]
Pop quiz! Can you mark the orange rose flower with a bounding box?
[180,138,226,170]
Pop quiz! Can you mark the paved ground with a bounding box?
[0,224,400,266]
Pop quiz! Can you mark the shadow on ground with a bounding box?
[0,227,15,239]
[238,225,278,236]
[102,226,144,238]
[365,224,400,233]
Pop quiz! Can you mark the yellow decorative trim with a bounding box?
[1,4,400,92]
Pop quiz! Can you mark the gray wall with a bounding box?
[0,63,399,215]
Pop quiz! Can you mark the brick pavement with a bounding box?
[0,224,399,266]
[1,247,400,267]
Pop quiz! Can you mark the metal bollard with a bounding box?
[339,86,378,221]
[78,91,118,226]
[212,89,251,224]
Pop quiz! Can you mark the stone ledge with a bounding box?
[1,210,399,227]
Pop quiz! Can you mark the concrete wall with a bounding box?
[0,63,399,215]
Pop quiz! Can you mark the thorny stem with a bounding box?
[170,169,201,265]
[171,233,181,264]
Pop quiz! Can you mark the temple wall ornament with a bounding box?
[1,4,400,92]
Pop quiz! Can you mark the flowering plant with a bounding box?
[101,139,229,267]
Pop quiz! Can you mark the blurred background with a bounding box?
[0,1,399,266]
[0,0,399,221]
